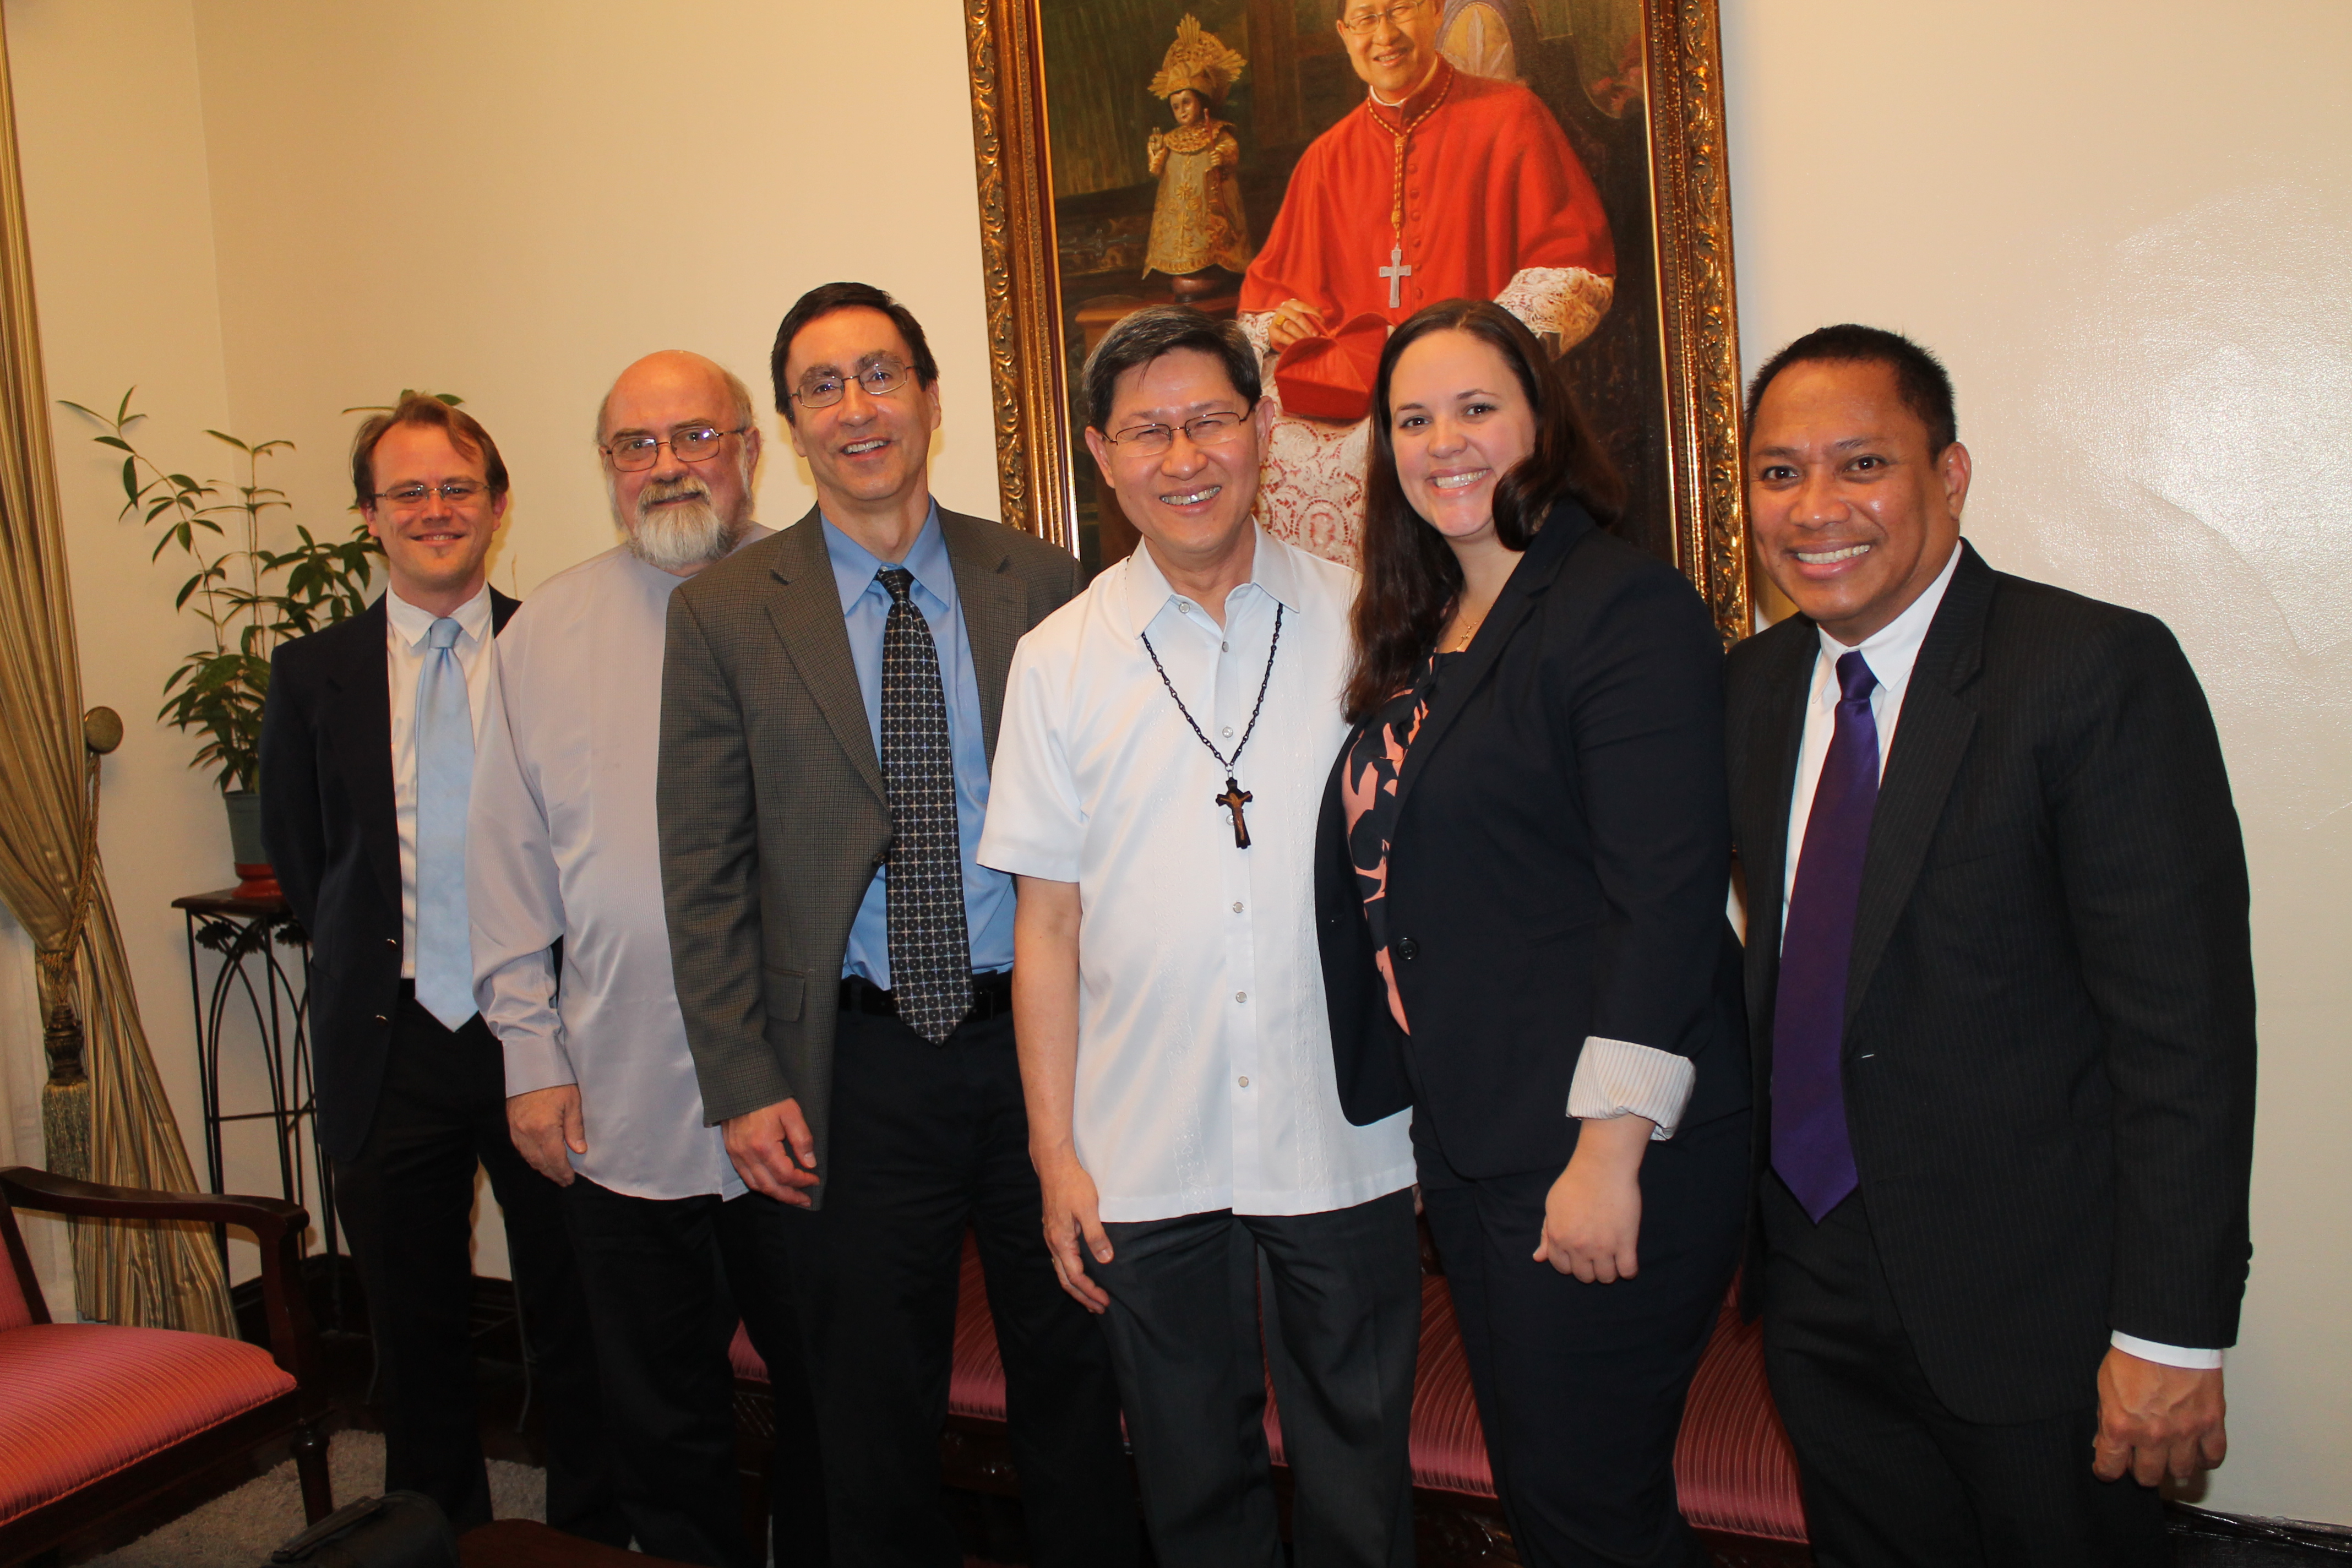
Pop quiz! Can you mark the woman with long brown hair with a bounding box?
[1312,300,1750,1565]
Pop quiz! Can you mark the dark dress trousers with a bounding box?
[1725,541,2257,1565]
[260,592,618,1540]
[1315,501,1751,1567]
[659,508,1139,1568]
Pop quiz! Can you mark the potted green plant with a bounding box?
[64,389,388,899]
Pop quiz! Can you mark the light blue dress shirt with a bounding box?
[823,504,1016,985]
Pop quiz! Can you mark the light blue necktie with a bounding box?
[413,616,476,1030]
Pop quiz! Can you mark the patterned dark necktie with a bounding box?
[1771,650,1880,1222]
[877,567,971,1042]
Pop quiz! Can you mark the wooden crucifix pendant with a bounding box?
[1215,775,1254,849]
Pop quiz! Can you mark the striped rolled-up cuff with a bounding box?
[1566,1036,1696,1141]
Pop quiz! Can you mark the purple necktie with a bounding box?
[1772,650,1880,1223]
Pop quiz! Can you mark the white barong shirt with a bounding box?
[978,529,1414,1223]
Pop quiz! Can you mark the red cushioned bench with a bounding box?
[731,1233,1809,1565]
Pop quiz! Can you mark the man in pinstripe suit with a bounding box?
[655,282,1137,1568]
[1726,325,2255,1566]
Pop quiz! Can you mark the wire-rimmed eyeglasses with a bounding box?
[792,355,916,410]
[1338,0,1429,36]
[1103,411,1249,457]
[601,423,749,472]
[372,480,488,508]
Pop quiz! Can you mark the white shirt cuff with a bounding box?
[1566,1036,1696,1141]
[2110,1332,2225,1370]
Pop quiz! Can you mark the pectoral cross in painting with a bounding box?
[1380,246,1412,309]
[1216,776,1255,849]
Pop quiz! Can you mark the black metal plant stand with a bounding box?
[172,889,340,1319]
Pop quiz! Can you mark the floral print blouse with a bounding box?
[1338,651,1458,1032]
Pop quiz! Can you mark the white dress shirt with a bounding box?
[385,584,496,981]
[467,538,770,1202]
[1780,540,2219,1370]
[978,530,1415,1223]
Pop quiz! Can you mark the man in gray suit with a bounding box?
[657,282,1139,1568]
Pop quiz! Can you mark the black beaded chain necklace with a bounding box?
[1139,603,1284,848]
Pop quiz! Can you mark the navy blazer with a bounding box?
[1315,500,1749,1180]
[259,588,519,1162]
[1725,542,2256,1424]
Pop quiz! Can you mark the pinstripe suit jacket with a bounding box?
[656,504,1084,1207]
[1725,541,2256,1424]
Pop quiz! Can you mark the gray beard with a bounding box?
[618,478,748,571]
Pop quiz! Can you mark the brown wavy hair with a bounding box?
[1343,300,1623,722]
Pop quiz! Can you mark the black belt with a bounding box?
[838,969,1015,1028]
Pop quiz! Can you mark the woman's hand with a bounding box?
[1532,1114,1652,1282]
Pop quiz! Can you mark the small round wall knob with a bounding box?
[82,706,124,755]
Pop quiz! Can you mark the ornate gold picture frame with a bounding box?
[963,0,1747,641]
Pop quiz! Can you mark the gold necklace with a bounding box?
[1364,66,1453,309]
[1365,68,1452,237]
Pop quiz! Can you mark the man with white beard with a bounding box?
[468,350,827,1567]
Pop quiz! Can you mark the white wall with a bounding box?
[1722,0,2352,1526]
[7,0,2345,1528]
[186,0,1003,590]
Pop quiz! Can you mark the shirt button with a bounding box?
[1221,641,1229,652]
[1235,990,1248,1003]
[1232,902,1244,913]
[1221,725,1234,737]
[1396,937,1419,961]
[1238,1075,1250,1087]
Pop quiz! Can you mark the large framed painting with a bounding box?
[964,0,1747,640]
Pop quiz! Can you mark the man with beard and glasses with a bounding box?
[469,351,827,1567]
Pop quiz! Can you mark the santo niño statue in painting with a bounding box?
[1143,17,1253,302]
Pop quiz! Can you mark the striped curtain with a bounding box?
[0,11,232,1337]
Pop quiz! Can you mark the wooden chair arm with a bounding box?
[0,1166,322,1404]
[0,1166,304,1244]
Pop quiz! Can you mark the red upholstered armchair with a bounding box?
[0,1166,332,1565]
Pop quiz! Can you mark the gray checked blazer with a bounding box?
[657,503,1085,1206]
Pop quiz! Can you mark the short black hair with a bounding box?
[1080,305,1260,434]
[770,281,940,425]
[1745,324,1957,454]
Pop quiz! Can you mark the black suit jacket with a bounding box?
[1725,541,2256,1424]
[259,588,520,1162]
[1315,500,1749,1178]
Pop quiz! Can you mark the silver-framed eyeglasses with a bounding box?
[602,423,749,472]
[792,355,916,410]
[1338,0,1429,36]
[373,479,488,508]
[1105,411,1249,456]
